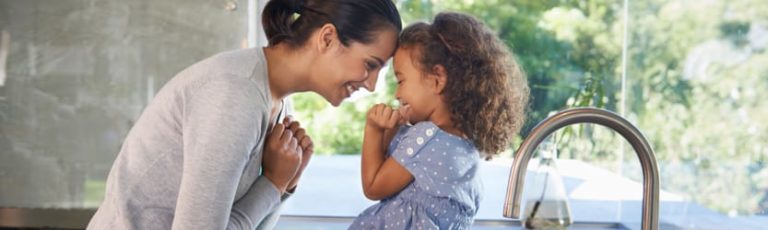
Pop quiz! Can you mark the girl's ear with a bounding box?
[430,64,448,94]
[315,23,338,53]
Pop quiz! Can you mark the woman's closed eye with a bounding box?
[365,60,379,71]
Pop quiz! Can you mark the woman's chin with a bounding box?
[314,92,343,107]
[327,96,344,107]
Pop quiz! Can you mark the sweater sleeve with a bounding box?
[172,75,280,230]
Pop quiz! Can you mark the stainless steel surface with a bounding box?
[0,208,630,230]
[0,207,95,229]
[273,215,630,230]
[503,107,659,230]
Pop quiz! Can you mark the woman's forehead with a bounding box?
[357,28,399,57]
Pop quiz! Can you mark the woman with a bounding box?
[87,0,402,229]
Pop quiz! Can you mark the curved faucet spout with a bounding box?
[503,107,659,230]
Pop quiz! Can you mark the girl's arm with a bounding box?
[381,104,410,149]
[361,104,414,200]
[380,126,400,152]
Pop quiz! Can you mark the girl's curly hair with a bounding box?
[399,12,530,158]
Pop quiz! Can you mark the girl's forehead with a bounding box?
[392,48,409,63]
[394,47,420,62]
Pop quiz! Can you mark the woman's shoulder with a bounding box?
[167,48,269,101]
[175,48,264,83]
[202,48,264,71]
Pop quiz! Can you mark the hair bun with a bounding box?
[290,0,306,14]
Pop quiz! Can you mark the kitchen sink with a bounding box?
[274,215,633,230]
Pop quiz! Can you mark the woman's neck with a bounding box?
[263,45,313,101]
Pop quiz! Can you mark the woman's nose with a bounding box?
[361,70,378,92]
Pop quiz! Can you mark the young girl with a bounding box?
[351,12,530,229]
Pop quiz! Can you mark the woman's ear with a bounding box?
[315,23,338,53]
[430,64,448,94]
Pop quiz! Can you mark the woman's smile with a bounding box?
[344,83,358,98]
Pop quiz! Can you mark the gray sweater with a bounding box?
[88,48,285,230]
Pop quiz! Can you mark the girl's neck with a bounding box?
[263,45,313,101]
[429,106,466,138]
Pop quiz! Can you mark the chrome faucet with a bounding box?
[503,107,659,230]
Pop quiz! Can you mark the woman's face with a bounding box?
[393,47,436,124]
[313,28,398,106]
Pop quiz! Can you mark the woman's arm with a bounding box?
[361,104,414,200]
[174,76,292,230]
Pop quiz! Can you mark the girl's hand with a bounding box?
[282,116,314,192]
[396,104,411,125]
[262,123,302,194]
[366,104,402,131]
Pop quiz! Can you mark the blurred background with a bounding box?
[0,0,766,228]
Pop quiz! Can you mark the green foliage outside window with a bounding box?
[290,0,768,216]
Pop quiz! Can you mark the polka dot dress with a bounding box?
[350,122,482,230]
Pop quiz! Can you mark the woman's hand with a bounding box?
[282,116,314,192]
[262,123,302,194]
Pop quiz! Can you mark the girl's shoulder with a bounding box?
[404,122,472,145]
[398,122,441,144]
[403,121,437,130]
[403,122,439,135]
[396,122,474,153]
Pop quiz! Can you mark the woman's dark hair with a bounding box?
[262,0,402,47]
[398,12,530,158]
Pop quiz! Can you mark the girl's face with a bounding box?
[393,47,438,124]
[313,28,398,106]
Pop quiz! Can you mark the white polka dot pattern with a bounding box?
[352,121,480,230]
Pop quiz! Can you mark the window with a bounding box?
[284,0,768,228]
[0,0,765,229]
[0,0,249,208]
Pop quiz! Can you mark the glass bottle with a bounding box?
[522,138,573,229]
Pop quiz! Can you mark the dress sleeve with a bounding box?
[172,75,279,230]
[390,123,439,178]
[385,126,410,156]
